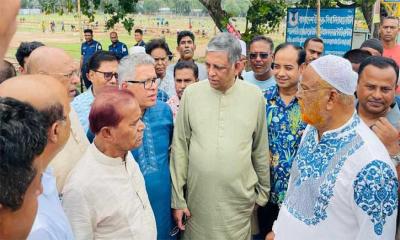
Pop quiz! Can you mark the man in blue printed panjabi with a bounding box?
[271,55,398,240]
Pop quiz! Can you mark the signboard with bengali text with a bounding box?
[286,8,356,56]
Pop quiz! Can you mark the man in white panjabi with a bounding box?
[271,55,398,240]
[62,87,156,239]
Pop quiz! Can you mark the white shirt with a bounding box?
[62,144,157,240]
[49,108,89,192]
[28,168,74,240]
[243,71,275,93]
[273,113,398,240]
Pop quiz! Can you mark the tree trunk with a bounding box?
[198,0,228,31]
[360,0,373,32]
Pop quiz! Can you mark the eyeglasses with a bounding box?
[249,52,269,60]
[94,70,118,81]
[297,83,332,94]
[169,215,189,237]
[126,78,158,89]
[49,70,80,79]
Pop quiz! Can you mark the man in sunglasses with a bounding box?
[243,35,276,93]
[72,50,119,133]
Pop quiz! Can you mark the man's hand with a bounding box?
[266,231,275,240]
[371,117,400,155]
[172,208,191,231]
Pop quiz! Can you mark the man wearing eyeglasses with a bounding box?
[243,35,276,93]
[72,50,119,133]
[118,53,174,240]
[27,46,89,193]
[269,55,398,240]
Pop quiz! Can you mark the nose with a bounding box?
[138,119,145,132]
[371,89,382,99]
[71,73,80,85]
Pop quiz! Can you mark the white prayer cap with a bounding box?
[239,40,246,57]
[129,46,146,55]
[309,55,358,95]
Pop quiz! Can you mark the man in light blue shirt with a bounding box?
[243,35,275,93]
[72,51,119,133]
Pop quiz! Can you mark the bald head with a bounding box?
[26,47,80,100]
[0,74,68,111]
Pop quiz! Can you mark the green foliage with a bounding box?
[222,0,250,16]
[241,0,287,42]
[80,0,137,34]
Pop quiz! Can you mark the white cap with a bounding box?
[310,55,358,95]
[129,46,146,55]
[239,39,246,57]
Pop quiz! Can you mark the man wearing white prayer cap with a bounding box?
[268,55,398,240]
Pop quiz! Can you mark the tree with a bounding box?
[199,0,287,42]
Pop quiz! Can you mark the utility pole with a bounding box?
[316,0,321,37]
[77,0,83,43]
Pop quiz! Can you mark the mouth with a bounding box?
[367,101,384,108]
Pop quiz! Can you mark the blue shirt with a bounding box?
[28,168,74,240]
[72,88,94,133]
[243,71,276,93]
[81,40,102,64]
[131,101,174,240]
[157,88,170,102]
[264,85,306,205]
[108,41,128,60]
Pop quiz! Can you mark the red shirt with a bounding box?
[383,44,400,67]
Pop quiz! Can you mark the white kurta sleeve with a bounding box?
[62,186,95,240]
[352,159,398,240]
[170,90,191,209]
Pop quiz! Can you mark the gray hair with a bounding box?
[117,53,155,85]
[206,32,241,64]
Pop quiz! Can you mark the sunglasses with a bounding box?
[94,70,118,81]
[249,52,269,60]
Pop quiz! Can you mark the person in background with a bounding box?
[343,49,372,72]
[63,87,156,240]
[303,37,324,64]
[243,35,275,92]
[72,51,119,133]
[167,31,208,81]
[15,41,44,74]
[81,29,102,89]
[167,60,199,121]
[380,16,400,67]
[0,60,16,84]
[146,38,176,97]
[108,31,128,60]
[360,38,384,56]
[134,28,146,47]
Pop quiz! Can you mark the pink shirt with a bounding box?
[167,95,180,122]
[383,45,400,67]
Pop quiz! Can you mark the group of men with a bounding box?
[1,1,400,239]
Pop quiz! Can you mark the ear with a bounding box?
[299,63,306,74]
[193,43,196,51]
[48,122,61,143]
[326,90,339,111]
[99,127,113,141]
[88,70,95,83]
[234,61,241,75]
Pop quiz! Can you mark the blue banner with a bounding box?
[286,8,355,56]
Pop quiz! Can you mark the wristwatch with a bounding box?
[390,152,400,165]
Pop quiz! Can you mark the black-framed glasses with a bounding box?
[169,215,189,237]
[94,70,118,81]
[249,52,269,60]
[126,77,158,89]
